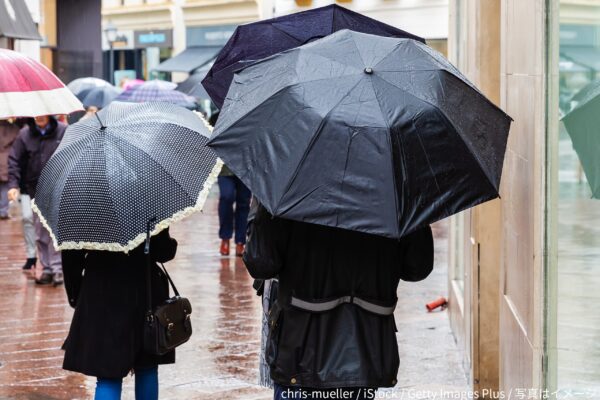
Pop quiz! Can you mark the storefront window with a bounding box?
[547,0,600,396]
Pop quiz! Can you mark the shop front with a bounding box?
[103,28,173,85]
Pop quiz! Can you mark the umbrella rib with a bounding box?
[365,78,401,239]
[373,73,499,194]
[275,76,365,215]
[411,43,511,119]
[110,134,199,206]
[55,132,126,244]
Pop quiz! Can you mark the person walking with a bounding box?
[61,229,177,400]
[211,107,252,257]
[0,119,20,219]
[217,164,251,256]
[8,116,67,285]
[243,204,434,400]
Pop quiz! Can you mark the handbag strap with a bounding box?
[144,219,182,316]
[158,262,180,297]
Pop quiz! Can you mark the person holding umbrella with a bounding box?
[244,204,434,399]
[61,230,178,400]
[31,102,221,400]
[8,116,67,286]
[208,29,511,397]
[0,48,83,274]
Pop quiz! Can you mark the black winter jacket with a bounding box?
[8,117,66,197]
[61,229,177,379]
[243,206,434,389]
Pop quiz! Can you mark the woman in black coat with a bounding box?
[61,229,177,400]
[243,205,434,400]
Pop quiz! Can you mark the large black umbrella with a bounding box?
[209,30,512,239]
[32,102,222,252]
[202,4,424,109]
[562,80,600,198]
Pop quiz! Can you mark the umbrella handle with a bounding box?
[144,217,157,255]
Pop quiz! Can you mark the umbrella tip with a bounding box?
[94,112,107,130]
[364,67,373,75]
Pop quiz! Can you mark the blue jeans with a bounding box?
[274,383,375,400]
[95,366,158,400]
[0,182,8,217]
[218,176,251,244]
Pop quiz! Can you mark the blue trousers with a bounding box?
[274,383,375,400]
[95,366,158,400]
[218,176,251,244]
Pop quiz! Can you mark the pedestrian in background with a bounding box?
[217,164,251,256]
[0,119,19,220]
[8,116,67,285]
[243,204,435,400]
[61,229,178,400]
[210,112,252,257]
[3,119,38,271]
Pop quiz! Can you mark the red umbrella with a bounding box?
[0,49,83,119]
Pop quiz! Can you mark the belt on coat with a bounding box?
[290,295,397,316]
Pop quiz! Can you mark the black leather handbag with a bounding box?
[143,223,192,356]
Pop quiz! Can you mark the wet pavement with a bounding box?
[0,192,467,399]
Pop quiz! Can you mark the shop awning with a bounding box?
[560,47,600,73]
[154,46,221,73]
[0,0,42,40]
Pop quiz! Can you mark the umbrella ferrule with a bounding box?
[94,113,107,130]
[364,67,373,75]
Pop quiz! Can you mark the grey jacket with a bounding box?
[0,120,20,182]
[8,118,67,197]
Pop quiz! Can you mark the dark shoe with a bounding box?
[0,215,9,220]
[35,272,53,285]
[52,272,64,287]
[220,239,230,256]
[235,243,245,257]
[22,257,37,270]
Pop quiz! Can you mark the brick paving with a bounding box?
[0,193,467,399]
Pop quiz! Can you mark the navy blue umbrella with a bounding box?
[202,4,424,109]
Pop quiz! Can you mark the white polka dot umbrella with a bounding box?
[32,101,222,252]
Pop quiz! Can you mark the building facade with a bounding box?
[102,0,447,82]
[449,0,600,397]
[101,0,261,83]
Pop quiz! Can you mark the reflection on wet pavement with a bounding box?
[0,194,466,399]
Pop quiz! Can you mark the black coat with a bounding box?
[7,117,66,197]
[61,230,177,379]
[243,206,434,389]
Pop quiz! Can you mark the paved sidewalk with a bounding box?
[0,195,467,399]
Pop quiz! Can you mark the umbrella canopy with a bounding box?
[81,85,122,109]
[562,81,600,198]
[0,49,83,119]
[32,102,222,252]
[115,85,197,109]
[202,4,424,109]
[209,30,512,239]
[68,77,112,99]
[122,79,145,90]
[138,79,177,91]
